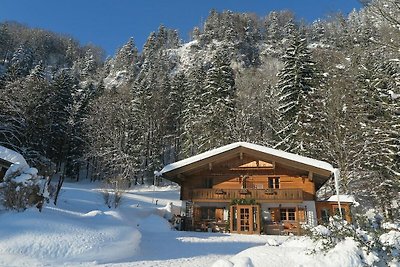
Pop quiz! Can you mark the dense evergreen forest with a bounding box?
[0,0,399,219]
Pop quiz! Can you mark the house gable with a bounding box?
[160,142,334,190]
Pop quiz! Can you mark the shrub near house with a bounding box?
[0,146,49,211]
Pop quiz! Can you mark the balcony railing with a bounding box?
[191,188,306,201]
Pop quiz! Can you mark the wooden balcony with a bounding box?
[190,188,307,202]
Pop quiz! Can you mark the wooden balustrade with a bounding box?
[191,188,305,202]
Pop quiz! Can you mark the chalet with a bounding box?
[159,142,352,235]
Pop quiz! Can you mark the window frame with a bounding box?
[280,208,296,221]
[200,207,216,220]
[268,177,280,189]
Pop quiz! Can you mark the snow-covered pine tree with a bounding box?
[264,10,295,54]
[355,53,400,221]
[81,48,97,77]
[0,24,13,64]
[6,45,33,81]
[233,65,280,146]
[165,72,187,162]
[275,22,318,155]
[129,26,178,182]
[181,63,207,157]
[200,47,236,151]
[21,61,51,161]
[47,69,76,171]
[111,37,139,81]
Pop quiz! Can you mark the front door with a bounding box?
[230,204,260,234]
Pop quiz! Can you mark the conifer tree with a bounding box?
[113,37,139,77]
[275,23,318,154]
[201,48,236,151]
[355,54,400,220]
[182,64,207,157]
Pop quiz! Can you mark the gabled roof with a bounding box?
[160,142,336,176]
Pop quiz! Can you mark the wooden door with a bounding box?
[230,205,260,234]
[239,207,251,232]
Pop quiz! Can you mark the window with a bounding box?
[321,208,330,224]
[280,208,295,221]
[268,177,280,189]
[201,207,216,220]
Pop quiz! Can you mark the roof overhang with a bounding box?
[0,158,12,169]
[160,142,336,188]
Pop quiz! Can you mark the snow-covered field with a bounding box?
[0,182,371,267]
[0,182,273,266]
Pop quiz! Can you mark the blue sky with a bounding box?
[0,0,362,56]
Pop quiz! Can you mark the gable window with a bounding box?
[280,208,295,221]
[268,177,280,189]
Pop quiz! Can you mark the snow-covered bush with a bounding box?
[305,212,400,266]
[0,163,50,211]
[101,177,130,208]
[304,217,358,253]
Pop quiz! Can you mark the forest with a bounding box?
[0,0,399,220]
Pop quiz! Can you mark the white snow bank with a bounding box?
[0,182,174,266]
[213,237,364,267]
[0,146,28,166]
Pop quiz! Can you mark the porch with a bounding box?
[186,203,306,235]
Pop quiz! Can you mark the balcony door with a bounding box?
[230,204,260,234]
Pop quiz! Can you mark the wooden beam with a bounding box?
[239,152,243,160]
[177,173,185,181]
[239,147,332,178]
[209,162,213,171]
[308,172,313,181]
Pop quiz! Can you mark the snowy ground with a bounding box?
[0,182,373,267]
[0,182,275,267]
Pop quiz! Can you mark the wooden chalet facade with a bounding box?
[160,142,352,235]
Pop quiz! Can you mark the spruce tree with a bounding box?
[355,54,400,220]
[275,23,318,154]
[182,64,207,157]
[201,48,236,151]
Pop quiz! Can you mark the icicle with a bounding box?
[333,168,343,219]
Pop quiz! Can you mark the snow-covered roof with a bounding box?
[327,195,358,205]
[0,146,28,167]
[160,142,336,175]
